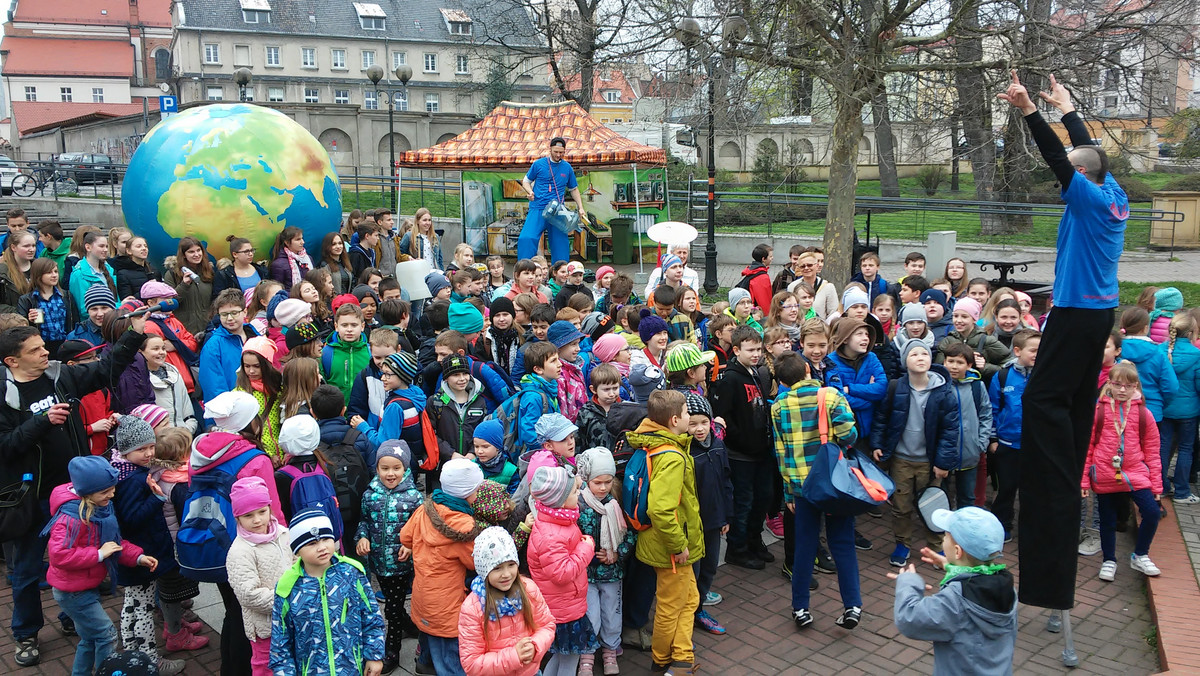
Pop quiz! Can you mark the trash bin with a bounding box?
[610,217,634,265]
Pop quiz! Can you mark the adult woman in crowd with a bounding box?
[163,237,216,335]
[318,232,354,295]
[216,236,269,295]
[399,207,444,270]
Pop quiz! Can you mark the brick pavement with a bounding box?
[0,507,1158,675]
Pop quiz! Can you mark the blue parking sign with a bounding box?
[160,96,178,113]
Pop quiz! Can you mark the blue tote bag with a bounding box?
[801,388,894,516]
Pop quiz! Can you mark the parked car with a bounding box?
[55,152,117,184]
[0,155,20,194]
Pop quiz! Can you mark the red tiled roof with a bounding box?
[11,100,159,136]
[398,101,666,170]
[1,37,133,78]
[11,0,172,27]
[563,70,638,105]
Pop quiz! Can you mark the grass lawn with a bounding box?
[341,189,461,218]
[1119,281,1200,307]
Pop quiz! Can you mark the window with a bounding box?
[92,88,104,103]
[234,45,251,66]
[242,9,269,23]
[304,88,319,103]
[424,53,438,72]
[361,15,385,29]
[204,43,220,64]
[604,90,620,103]
[394,90,408,111]
[440,9,472,35]
[448,21,471,35]
[331,49,346,70]
[456,54,469,74]
[23,86,35,102]
[206,86,223,101]
[241,87,254,101]
[361,50,376,70]
[265,46,280,67]
[268,87,285,102]
[1104,95,1118,108]
[335,89,350,104]
[60,87,72,102]
[154,48,171,80]
[425,93,439,113]
[355,2,387,29]
[364,91,378,110]
[301,47,316,68]
[392,52,407,69]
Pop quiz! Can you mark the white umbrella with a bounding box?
[646,221,698,245]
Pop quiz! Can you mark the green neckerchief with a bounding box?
[940,562,1006,587]
[431,489,475,516]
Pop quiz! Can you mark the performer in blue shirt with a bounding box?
[519,137,588,262]
[998,70,1126,610]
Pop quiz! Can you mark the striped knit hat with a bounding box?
[383,351,420,383]
[83,283,117,310]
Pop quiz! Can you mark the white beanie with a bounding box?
[440,457,485,499]
[205,391,259,433]
[473,526,519,576]
[278,415,321,457]
[899,302,927,326]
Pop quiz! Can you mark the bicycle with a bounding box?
[11,165,78,197]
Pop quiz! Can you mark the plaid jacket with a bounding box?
[770,381,858,502]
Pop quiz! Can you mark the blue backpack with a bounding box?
[621,444,679,531]
[487,389,552,463]
[177,448,263,582]
[278,463,344,543]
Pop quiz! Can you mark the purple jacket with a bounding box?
[112,350,155,414]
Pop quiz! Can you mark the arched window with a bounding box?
[154,48,171,81]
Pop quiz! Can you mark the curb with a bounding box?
[1144,500,1200,674]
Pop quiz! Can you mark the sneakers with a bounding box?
[814,547,836,574]
[381,652,399,675]
[1003,531,1013,544]
[579,652,596,676]
[725,549,765,570]
[854,530,873,551]
[602,647,620,675]
[14,636,39,667]
[766,514,785,537]
[695,610,726,635]
[750,543,776,564]
[889,543,910,567]
[835,606,862,630]
[1098,560,1117,582]
[1174,493,1200,505]
[1130,554,1161,576]
[780,561,792,580]
[791,608,813,629]
[703,591,723,606]
[164,627,210,651]
[158,658,186,676]
[1077,529,1101,556]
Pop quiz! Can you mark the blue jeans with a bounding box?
[426,634,466,676]
[953,467,978,508]
[517,208,570,263]
[53,588,117,676]
[790,495,861,611]
[1159,418,1199,497]
[727,459,773,554]
[1097,489,1160,560]
[10,500,50,641]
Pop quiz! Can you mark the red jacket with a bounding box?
[78,390,112,455]
[1081,393,1163,495]
[527,503,593,623]
[740,264,773,312]
[47,483,144,592]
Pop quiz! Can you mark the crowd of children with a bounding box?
[4,211,1191,676]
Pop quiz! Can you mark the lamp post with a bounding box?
[234,68,252,102]
[675,16,746,295]
[367,63,414,212]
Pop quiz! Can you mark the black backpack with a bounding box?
[605,400,649,475]
[318,429,371,529]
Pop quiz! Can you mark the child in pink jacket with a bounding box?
[46,456,157,676]
[458,527,557,676]
[1081,362,1164,584]
[527,466,597,676]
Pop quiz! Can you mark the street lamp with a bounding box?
[675,15,746,295]
[234,68,252,102]
[367,63,414,212]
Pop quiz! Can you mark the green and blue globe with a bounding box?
[122,103,342,263]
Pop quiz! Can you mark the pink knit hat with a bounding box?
[129,404,170,429]
[592,333,628,363]
[595,265,615,283]
[231,476,272,517]
[242,336,277,365]
[954,297,982,321]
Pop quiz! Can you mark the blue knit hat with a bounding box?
[473,418,505,451]
[425,272,451,297]
[68,456,119,496]
[83,283,117,310]
[547,320,586,348]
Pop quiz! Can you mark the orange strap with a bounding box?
[851,467,889,501]
[816,387,830,444]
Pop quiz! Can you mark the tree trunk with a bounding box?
[872,84,901,197]
[952,0,1007,234]
[996,0,1051,231]
[824,91,866,286]
[950,115,961,192]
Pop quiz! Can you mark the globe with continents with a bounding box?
[121,103,342,263]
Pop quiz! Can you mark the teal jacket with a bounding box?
[68,259,115,315]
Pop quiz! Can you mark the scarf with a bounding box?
[284,247,313,286]
[777,320,803,345]
[940,562,1006,587]
[469,575,524,620]
[535,500,580,524]
[579,489,627,553]
[41,494,123,581]
[431,488,474,516]
[611,360,631,378]
[112,459,142,482]
[477,450,509,475]
[236,515,281,546]
[490,326,519,372]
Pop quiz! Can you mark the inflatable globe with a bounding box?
[122,103,342,265]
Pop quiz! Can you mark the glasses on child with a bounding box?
[219,310,244,319]
[780,304,800,310]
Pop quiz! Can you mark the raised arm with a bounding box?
[998,70,1074,187]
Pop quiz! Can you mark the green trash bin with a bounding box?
[610,217,634,265]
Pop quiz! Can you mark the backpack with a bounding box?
[470,357,516,396]
[487,388,552,462]
[318,428,371,529]
[606,400,649,475]
[621,444,680,531]
[176,447,264,582]
[279,462,345,542]
[384,393,439,472]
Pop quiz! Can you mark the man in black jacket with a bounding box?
[709,325,773,570]
[998,71,1126,609]
[0,317,146,666]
